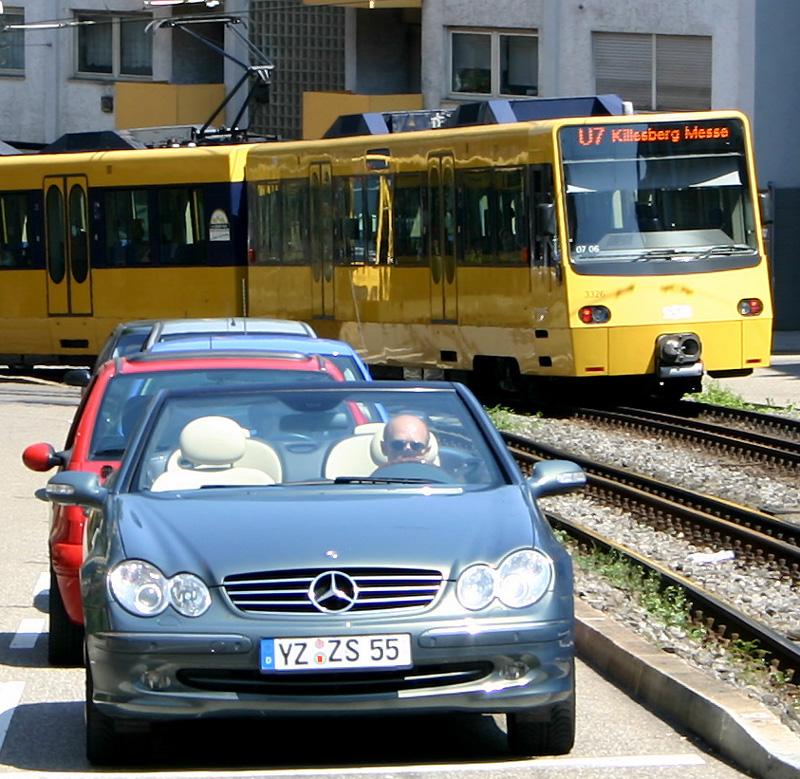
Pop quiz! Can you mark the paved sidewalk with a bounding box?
[702,331,799,408]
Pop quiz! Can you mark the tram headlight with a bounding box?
[578,305,611,324]
[738,298,764,316]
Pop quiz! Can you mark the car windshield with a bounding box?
[129,387,506,492]
[89,369,332,460]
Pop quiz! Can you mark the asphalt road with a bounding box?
[0,377,751,777]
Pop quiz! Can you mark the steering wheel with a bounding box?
[276,433,316,443]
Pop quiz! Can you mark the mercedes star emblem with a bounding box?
[309,571,358,613]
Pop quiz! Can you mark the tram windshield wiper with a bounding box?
[694,244,755,260]
[634,248,689,262]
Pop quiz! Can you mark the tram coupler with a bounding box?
[655,332,703,379]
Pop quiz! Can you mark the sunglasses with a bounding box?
[387,439,428,454]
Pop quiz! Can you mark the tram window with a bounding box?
[461,169,493,264]
[460,167,529,266]
[250,181,281,265]
[105,189,151,266]
[68,185,89,283]
[0,192,33,268]
[529,164,554,267]
[335,176,379,265]
[158,188,207,265]
[394,173,425,265]
[496,167,527,263]
[45,185,66,283]
[282,179,308,264]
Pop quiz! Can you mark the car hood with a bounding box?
[116,486,540,582]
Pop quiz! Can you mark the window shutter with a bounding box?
[656,35,712,111]
[592,32,652,110]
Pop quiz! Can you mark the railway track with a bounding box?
[0,376,80,408]
[502,430,800,684]
[677,399,800,441]
[568,404,800,468]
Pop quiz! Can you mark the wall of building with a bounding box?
[0,1,242,146]
[115,83,225,130]
[354,8,420,94]
[302,90,423,139]
[421,0,745,111]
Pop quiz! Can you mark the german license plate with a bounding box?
[260,633,411,672]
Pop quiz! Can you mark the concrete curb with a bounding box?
[575,600,800,779]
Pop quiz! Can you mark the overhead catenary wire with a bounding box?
[1,0,383,33]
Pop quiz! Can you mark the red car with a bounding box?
[23,351,348,665]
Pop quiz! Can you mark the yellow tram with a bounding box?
[0,96,772,397]
[0,140,250,363]
[245,96,773,397]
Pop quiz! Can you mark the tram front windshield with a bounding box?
[559,118,759,269]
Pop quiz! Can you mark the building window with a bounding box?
[76,14,152,78]
[593,32,711,111]
[0,7,25,72]
[450,29,538,97]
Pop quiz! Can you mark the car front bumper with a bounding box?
[87,617,574,721]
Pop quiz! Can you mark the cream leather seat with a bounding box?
[152,416,275,492]
[323,425,383,479]
[237,438,283,482]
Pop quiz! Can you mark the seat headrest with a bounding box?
[179,416,246,467]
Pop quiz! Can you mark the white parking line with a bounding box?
[33,571,49,599]
[0,682,24,753]
[9,618,45,649]
[12,753,707,778]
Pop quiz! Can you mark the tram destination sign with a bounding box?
[559,119,745,160]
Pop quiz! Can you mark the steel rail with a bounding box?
[571,405,800,467]
[677,399,800,441]
[503,431,800,557]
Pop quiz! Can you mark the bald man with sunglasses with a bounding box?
[380,414,432,464]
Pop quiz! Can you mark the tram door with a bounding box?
[427,154,457,323]
[43,176,92,316]
[309,162,334,319]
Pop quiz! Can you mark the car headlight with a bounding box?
[456,564,495,610]
[169,573,211,617]
[456,550,553,611]
[108,560,211,617]
[109,560,169,616]
[496,549,552,608]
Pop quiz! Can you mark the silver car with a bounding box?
[43,381,585,766]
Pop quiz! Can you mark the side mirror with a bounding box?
[64,368,91,388]
[43,471,108,509]
[537,202,556,237]
[527,459,586,499]
[22,442,65,472]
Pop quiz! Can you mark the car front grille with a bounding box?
[222,567,443,614]
[177,662,492,696]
